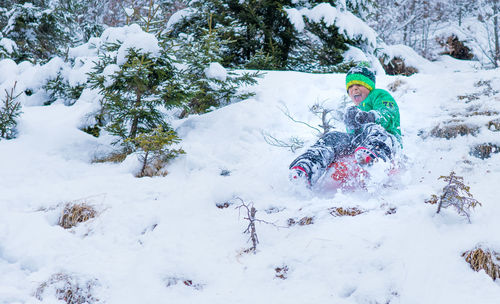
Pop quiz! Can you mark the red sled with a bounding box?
[324,154,400,191]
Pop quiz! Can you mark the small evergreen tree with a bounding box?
[426,171,482,222]
[126,125,185,177]
[0,82,23,140]
[88,39,185,148]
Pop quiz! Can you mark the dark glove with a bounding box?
[355,110,377,125]
[343,106,361,131]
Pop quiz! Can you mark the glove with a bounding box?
[343,106,362,131]
[355,110,377,125]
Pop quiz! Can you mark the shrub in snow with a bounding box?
[35,273,99,304]
[0,81,22,140]
[425,171,481,222]
[462,247,500,281]
[125,125,185,177]
[59,202,97,229]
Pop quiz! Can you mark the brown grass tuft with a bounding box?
[429,122,480,139]
[35,273,99,304]
[488,118,500,131]
[380,56,418,76]
[91,151,128,163]
[59,203,97,229]
[275,265,289,279]
[287,216,314,226]
[330,207,365,217]
[462,247,500,281]
[470,143,500,159]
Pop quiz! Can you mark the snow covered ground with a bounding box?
[1,54,500,303]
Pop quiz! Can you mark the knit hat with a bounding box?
[345,62,376,91]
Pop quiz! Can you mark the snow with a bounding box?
[165,8,196,31]
[0,37,17,53]
[204,62,227,81]
[286,4,377,48]
[1,26,500,304]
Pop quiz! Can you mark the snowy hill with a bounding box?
[1,55,500,303]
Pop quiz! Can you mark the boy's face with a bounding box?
[348,84,370,106]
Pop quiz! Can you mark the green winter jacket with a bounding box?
[357,88,402,145]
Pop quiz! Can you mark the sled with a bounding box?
[323,154,401,191]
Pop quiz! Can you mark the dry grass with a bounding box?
[387,79,406,92]
[488,118,500,131]
[35,273,98,304]
[429,122,480,139]
[91,151,128,163]
[330,207,365,217]
[470,143,500,159]
[165,276,203,290]
[462,247,500,281]
[380,57,418,76]
[275,265,289,280]
[136,158,169,177]
[59,203,97,229]
[287,216,314,226]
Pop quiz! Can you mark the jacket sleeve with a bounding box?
[367,90,398,131]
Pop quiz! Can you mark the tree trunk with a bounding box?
[129,92,142,139]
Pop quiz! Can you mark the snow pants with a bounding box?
[289,123,400,185]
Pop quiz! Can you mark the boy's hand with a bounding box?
[344,106,378,131]
[355,110,377,124]
[343,106,362,131]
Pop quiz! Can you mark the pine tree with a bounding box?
[88,35,185,148]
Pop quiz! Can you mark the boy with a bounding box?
[289,63,402,186]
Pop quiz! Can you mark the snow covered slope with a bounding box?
[1,57,499,304]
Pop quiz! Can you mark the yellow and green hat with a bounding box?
[345,62,376,91]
